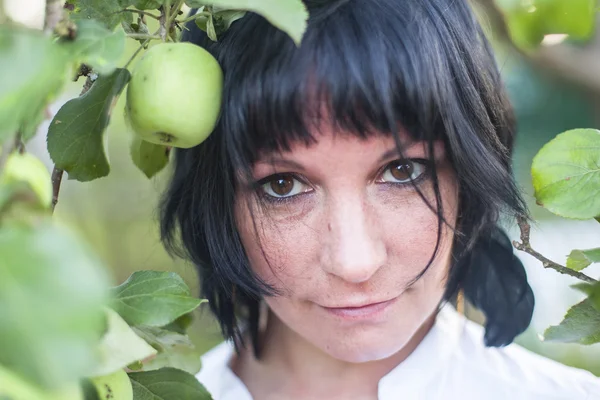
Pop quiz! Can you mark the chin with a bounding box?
[317,331,409,364]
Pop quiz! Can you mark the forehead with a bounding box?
[252,127,447,171]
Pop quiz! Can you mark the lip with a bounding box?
[320,297,398,320]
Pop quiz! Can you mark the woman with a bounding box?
[159,0,600,398]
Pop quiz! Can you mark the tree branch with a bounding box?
[512,216,598,284]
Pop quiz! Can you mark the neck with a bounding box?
[232,309,437,399]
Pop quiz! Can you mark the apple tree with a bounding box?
[0,0,599,399]
[0,0,307,399]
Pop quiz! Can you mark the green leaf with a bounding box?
[187,0,308,45]
[62,20,126,76]
[47,68,131,182]
[573,282,600,312]
[129,136,171,178]
[129,367,213,399]
[0,222,111,389]
[543,298,600,345]
[66,0,130,30]
[162,312,194,334]
[0,27,69,143]
[90,308,158,377]
[133,326,202,374]
[122,19,151,46]
[110,270,204,327]
[206,13,218,41]
[567,247,600,272]
[531,129,600,219]
[496,0,596,50]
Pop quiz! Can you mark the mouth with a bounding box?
[320,297,398,320]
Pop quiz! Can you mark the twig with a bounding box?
[51,74,97,214]
[44,0,64,35]
[159,4,169,41]
[512,216,598,284]
[167,0,187,27]
[126,33,161,40]
[114,9,160,20]
[123,29,160,69]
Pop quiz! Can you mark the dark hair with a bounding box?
[159,0,534,355]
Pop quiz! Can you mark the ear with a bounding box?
[461,226,535,347]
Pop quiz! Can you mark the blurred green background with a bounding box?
[8,0,600,376]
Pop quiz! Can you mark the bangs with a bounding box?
[199,0,483,165]
[163,0,530,351]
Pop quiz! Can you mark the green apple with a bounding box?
[0,363,83,400]
[1,152,52,208]
[90,369,133,400]
[125,42,223,149]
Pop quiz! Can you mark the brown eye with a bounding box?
[390,161,414,181]
[381,160,425,183]
[270,176,294,196]
[261,174,310,199]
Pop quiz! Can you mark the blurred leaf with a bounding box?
[544,298,600,345]
[0,363,84,400]
[133,0,165,9]
[187,0,308,45]
[496,0,596,50]
[62,20,126,76]
[133,326,202,374]
[0,27,68,143]
[0,222,111,389]
[567,248,600,272]
[531,129,600,219]
[66,0,131,30]
[110,271,203,327]
[90,308,158,377]
[47,68,131,182]
[129,367,213,399]
[129,136,170,178]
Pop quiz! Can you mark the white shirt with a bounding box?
[196,305,600,399]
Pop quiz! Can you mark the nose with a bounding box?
[320,197,387,283]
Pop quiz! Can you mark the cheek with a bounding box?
[234,199,317,293]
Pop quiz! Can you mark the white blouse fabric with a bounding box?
[196,304,600,399]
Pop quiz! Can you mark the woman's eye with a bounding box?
[260,175,310,199]
[380,160,426,184]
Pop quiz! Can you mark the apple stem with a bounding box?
[123,29,161,70]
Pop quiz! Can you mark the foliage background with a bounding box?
[7,0,600,376]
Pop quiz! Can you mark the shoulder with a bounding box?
[450,310,600,399]
[196,341,252,400]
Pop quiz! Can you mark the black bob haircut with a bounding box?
[159,0,535,356]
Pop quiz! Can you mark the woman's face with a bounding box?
[235,126,459,363]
